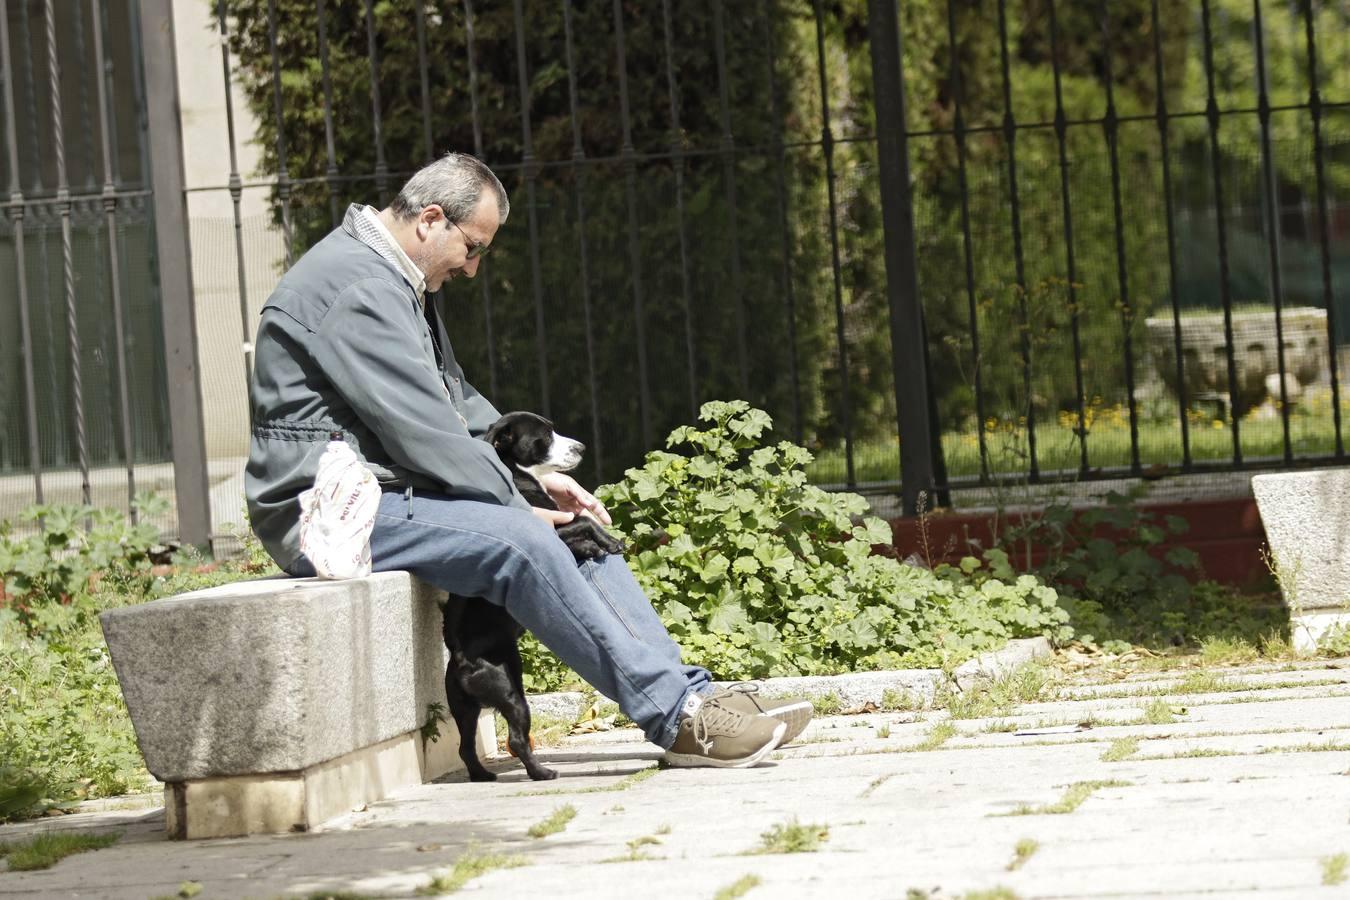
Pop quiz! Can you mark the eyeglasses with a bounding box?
[449,219,491,260]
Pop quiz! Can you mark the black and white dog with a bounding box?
[441,412,624,781]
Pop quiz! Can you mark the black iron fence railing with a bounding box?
[1,0,1348,549]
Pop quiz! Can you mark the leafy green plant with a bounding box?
[0,494,167,637]
[1316,625,1350,658]
[582,402,1071,683]
[998,490,1287,650]
[0,501,275,822]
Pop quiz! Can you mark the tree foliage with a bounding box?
[220,0,1350,480]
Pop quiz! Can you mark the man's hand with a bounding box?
[531,507,575,527]
[537,472,613,525]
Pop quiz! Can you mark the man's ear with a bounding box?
[417,204,445,239]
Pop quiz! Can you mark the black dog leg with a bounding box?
[444,664,497,782]
[454,655,558,782]
[503,643,558,781]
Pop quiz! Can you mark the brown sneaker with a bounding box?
[663,692,786,768]
[714,683,814,746]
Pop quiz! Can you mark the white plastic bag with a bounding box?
[297,437,380,579]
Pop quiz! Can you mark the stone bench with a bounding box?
[1252,469,1350,650]
[99,572,495,839]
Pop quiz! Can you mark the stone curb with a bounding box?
[527,636,1053,722]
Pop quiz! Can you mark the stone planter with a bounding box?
[1145,307,1328,413]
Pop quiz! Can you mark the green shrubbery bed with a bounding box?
[0,500,278,821]
[519,402,1073,691]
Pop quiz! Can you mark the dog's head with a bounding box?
[486,412,585,476]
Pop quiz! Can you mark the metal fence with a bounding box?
[2,0,1349,551]
[0,0,191,541]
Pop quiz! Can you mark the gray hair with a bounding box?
[389,152,510,226]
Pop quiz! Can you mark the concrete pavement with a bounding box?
[5,657,1350,899]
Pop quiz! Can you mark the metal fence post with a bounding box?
[137,0,212,550]
[866,0,938,514]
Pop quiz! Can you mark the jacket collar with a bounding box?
[341,203,427,305]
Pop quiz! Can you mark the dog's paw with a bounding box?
[570,540,607,561]
[467,769,498,783]
[528,767,559,781]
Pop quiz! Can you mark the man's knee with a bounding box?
[486,506,574,563]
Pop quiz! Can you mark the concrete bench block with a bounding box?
[101,572,495,838]
[1252,469,1350,649]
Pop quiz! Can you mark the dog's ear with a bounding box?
[486,416,516,451]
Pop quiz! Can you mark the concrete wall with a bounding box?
[174,0,285,463]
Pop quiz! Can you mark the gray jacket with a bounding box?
[244,205,529,569]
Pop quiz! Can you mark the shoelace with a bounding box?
[691,699,750,753]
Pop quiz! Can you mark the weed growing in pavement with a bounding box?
[1135,748,1234,761]
[0,831,120,871]
[745,819,830,854]
[1198,637,1259,666]
[1006,838,1040,871]
[1101,738,1139,762]
[811,692,844,716]
[526,805,577,838]
[1176,671,1229,694]
[1139,699,1181,724]
[1322,853,1348,886]
[713,875,763,900]
[416,851,528,895]
[999,780,1131,816]
[601,833,665,863]
[876,724,892,739]
[911,721,958,752]
[861,773,894,798]
[1135,738,1350,762]
[1259,630,1297,660]
[881,689,921,711]
[938,662,1054,720]
[1084,675,1344,701]
[962,888,1022,900]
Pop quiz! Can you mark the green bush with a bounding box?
[0,598,149,820]
[0,494,166,637]
[0,499,280,821]
[581,401,1070,681]
[999,490,1287,649]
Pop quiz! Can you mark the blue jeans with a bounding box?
[291,490,710,748]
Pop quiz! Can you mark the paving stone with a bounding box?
[9,661,1350,899]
